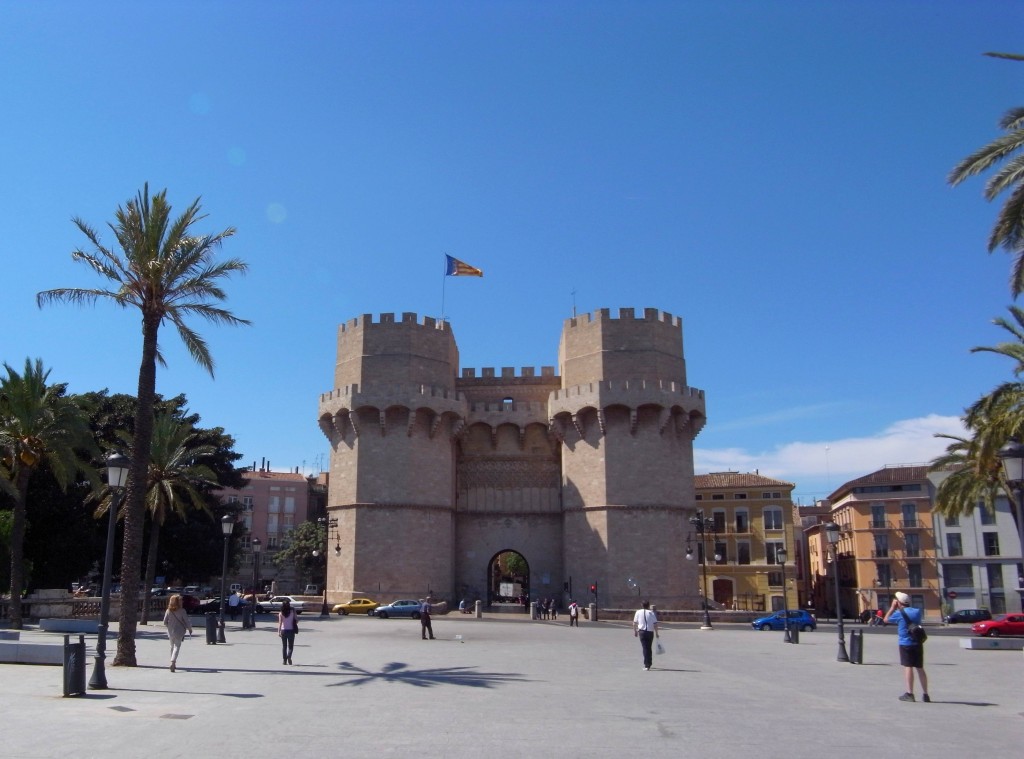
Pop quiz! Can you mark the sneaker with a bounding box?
[643,666,650,671]
[898,693,915,702]
[922,694,931,703]
[169,662,175,673]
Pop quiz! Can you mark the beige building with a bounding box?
[317,307,707,609]
[692,472,801,612]
[808,465,941,622]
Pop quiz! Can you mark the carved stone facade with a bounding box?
[318,307,707,609]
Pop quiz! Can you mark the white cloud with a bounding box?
[694,414,967,499]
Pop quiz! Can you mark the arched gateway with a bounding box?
[318,308,707,610]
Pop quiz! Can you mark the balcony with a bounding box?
[900,519,921,529]
[870,550,891,559]
[868,519,891,530]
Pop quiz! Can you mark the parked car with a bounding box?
[751,610,817,632]
[946,608,992,624]
[333,598,380,616]
[373,599,422,619]
[971,613,1024,637]
[255,596,306,615]
[180,594,201,614]
[197,598,222,614]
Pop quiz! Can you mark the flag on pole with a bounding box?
[445,255,484,277]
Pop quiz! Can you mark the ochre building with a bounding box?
[317,307,706,609]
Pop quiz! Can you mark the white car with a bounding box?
[255,596,306,615]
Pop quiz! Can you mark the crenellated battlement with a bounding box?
[319,382,463,405]
[339,312,451,333]
[562,307,681,331]
[550,378,703,402]
[460,366,557,380]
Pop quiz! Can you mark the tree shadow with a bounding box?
[326,661,530,689]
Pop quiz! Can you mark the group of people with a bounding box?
[161,593,300,671]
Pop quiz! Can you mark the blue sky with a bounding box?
[2,2,1021,504]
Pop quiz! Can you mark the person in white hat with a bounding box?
[883,591,930,702]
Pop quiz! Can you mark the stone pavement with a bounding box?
[2,615,1021,758]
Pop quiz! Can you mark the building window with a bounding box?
[227,495,238,503]
[734,493,747,500]
[284,497,296,514]
[983,532,1000,556]
[943,563,972,587]
[242,496,253,511]
[714,541,727,564]
[762,491,782,499]
[908,563,922,588]
[946,533,962,557]
[901,502,917,528]
[268,496,280,513]
[876,563,892,589]
[905,533,920,558]
[712,494,725,500]
[870,502,887,529]
[737,542,751,565]
[911,594,924,608]
[735,511,749,533]
[766,541,786,565]
[267,514,278,532]
[987,564,1004,589]
[764,508,783,531]
[267,536,278,550]
[712,511,726,533]
[695,494,703,501]
[979,504,996,526]
[767,571,783,587]
[873,534,889,558]
[944,514,959,527]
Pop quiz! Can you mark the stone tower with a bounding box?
[318,307,706,609]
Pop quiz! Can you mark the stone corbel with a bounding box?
[572,413,586,439]
[429,413,444,439]
[659,408,672,435]
[596,409,606,436]
[379,410,387,436]
[630,408,638,435]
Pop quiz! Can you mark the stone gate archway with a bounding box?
[488,549,530,608]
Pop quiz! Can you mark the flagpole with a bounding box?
[440,254,448,323]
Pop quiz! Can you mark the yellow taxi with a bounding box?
[332,598,380,616]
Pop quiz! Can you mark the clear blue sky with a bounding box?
[2,1,1021,504]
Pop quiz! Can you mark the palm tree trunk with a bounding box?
[6,467,33,629]
[141,516,161,625]
[114,315,160,667]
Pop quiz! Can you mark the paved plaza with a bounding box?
[3,614,1022,758]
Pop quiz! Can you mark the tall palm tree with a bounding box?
[948,52,1024,296]
[37,185,249,665]
[0,359,96,628]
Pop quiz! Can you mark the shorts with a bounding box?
[899,644,924,668]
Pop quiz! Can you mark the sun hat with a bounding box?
[894,592,911,605]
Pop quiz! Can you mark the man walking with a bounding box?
[632,600,659,670]
[568,600,579,627]
[420,597,435,640]
[883,592,930,702]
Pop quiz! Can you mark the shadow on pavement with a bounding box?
[327,660,530,689]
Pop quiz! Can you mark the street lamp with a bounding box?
[88,452,129,690]
[686,511,717,630]
[315,516,339,616]
[778,546,791,643]
[824,522,850,662]
[251,538,261,623]
[217,514,234,643]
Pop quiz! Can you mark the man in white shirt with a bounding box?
[632,600,659,670]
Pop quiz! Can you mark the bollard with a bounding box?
[62,634,86,697]
[205,612,219,644]
[849,629,863,664]
[588,602,598,622]
[789,625,800,644]
[474,600,482,618]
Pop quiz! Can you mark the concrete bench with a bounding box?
[0,641,65,665]
[959,636,1024,650]
[39,619,99,634]
[0,630,20,641]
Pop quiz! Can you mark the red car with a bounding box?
[971,613,1024,637]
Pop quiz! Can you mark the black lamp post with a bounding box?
[251,537,261,619]
[88,452,130,690]
[315,516,339,616]
[686,511,717,630]
[778,546,791,643]
[217,514,234,643]
[824,522,850,662]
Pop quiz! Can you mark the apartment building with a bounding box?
[693,472,801,612]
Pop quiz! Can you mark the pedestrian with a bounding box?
[632,599,659,671]
[278,598,299,665]
[228,590,240,620]
[420,597,435,639]
[550,600,557,621]
[162,593,193,673]
[542,598,550,620]
[568,600,579,627]
[883,592,930,702]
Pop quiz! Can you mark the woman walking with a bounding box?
[162,594,193,672]
[278,598,299,664]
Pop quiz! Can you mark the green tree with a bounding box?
[948,52,1024,296]
[0,359,97,628]
[37,185,250,665]
[271,521,327,587]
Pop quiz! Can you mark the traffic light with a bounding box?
[590,583,597,595]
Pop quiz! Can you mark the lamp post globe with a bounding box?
[824,522,850,662]
[88,453,130,690]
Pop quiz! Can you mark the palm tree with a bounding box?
[0,359,96,628]
[948,52,1024,296]
[101,413,219,624]
[37,185,249,665]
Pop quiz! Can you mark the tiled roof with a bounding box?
[694,471,795,489]
[242,470,308,483]
[827,464,930,500]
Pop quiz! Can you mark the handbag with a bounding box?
[655,640,665,655]
[898,608,926,643]
[292,611,299,635]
